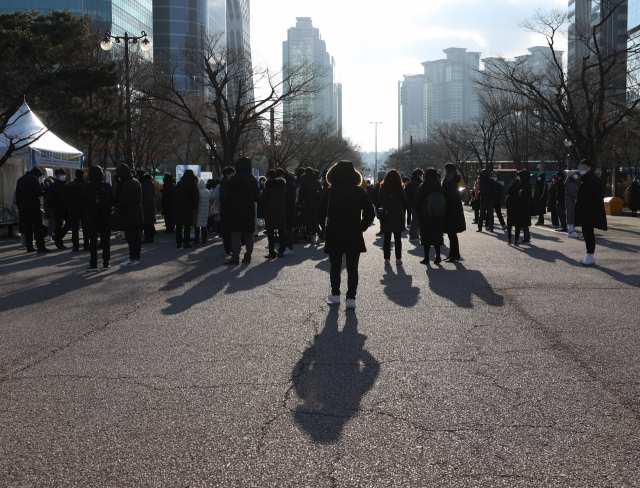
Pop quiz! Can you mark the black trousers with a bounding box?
[550,207,559,226]
[194,227,207,243]
[582,226,596,254]
[329,252,360,300]
[20,208,46,251]
[69,211,88,250]
[176,224,191,247]
[492,202,505,228]
[54,209,71,246]
[124,225,141,260]
[447,232,460,258]
[88,221,111,267]
[507,225,521,242]
[479,201,494,230]
[163,210,174,231]
[383,231,402,260]
[267,228,286,254]
[142,223,155,241]
[557,202,567,229]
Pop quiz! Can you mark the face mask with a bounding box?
[491,177,497,181]
[579,170,587,175]
[59,175,66,181]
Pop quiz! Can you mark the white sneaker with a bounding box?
[44,235,52,242]
[311,235,319,244]
[327,293,341,305]
[283,248,294,256]
[579,254,595,266]
[568,232,579,239]
[346,299,356,309]
[120,259,139,267]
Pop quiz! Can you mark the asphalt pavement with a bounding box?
[1,212,639,487]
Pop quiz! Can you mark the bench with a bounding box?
[0,207,17,237]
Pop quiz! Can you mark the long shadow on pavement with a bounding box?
[381,265,420,307]
[425,262,504,308]
[292,307,380,444]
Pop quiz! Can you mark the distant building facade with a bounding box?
[398,74,425,149]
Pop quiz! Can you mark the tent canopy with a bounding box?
[0,102,83,170]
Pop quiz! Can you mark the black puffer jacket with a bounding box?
[140,175,157,225]
[48,178,68,211]
[258,178,287,230]
[517,170,533,227]
[575,170,607,230]
[317,184,375,255]
[378,186,407,233]
[224,157,260,232]
[477,173,494,203]
[505,180,524,227]
[83,166,115,225]
[490,178,503,204]
[65,176,86,215]
[415,178,445,245]
[115,164,143,228]
[298,172,322,223]
[173,176,199,226]
[15,169,43,210]
[442,171,466,234]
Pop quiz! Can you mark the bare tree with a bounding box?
[433,123,474,202]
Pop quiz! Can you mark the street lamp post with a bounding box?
[370,121,382,179]
[100,30,152,168]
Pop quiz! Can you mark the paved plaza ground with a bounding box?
[1,211,639,486]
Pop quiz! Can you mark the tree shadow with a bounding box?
[381,265,420,307]
[292,308,380,444]
[425,262,504,308]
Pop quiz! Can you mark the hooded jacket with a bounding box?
[224,157,260,232]
[82,166,115,225]
[257,177,288,230]
[115,164,143,228]
[140,174,157,225]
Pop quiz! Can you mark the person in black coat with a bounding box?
[442,163,466,262]
[476,170,494,232]
[547,176,559,227]
[48,168,72,249]
[533,173,548,225]
[405,168,423,241]
[16,166,49,253]
[277,168,297,254]
[82,165,115,270]
[258,170,288,258]
[555,171,567,232]
[372,171,386,236]
[160,173,175,233]
[627,176,640,216]
[64,169,88,251]
[415,168,445,265]
[298,167,323,243]
[140,174,157,243]
[575,159,607,266]
[173,169,200,249]
[490,171,506,230]
[317,161,375,308]
[378,170,407,265]
[217,166,235,256]
[505,179,524,245]
[223,157,260,264]
[517,170,533,243]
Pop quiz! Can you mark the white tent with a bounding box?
[0,102,83,170]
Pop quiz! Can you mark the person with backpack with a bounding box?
[378,170,407,265]
[441,163,466,262]
[65,169,88,252]
[505,178,524,245]
[415,168,446,265]
[114,164,144,266]
[83,165,115,271]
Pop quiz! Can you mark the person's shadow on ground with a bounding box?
[425,262,504,308]
[292,307,380,444]
[381,265,420,307]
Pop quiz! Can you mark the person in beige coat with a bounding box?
[194,178,210,245]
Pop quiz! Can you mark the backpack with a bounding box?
[423,191,446,217]
[88,186,111,219]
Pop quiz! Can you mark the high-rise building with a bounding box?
[226,0,253,106]
[628,0,640,100]
[398,74,425,149]
[0,0,153,44]
[283,17,341,133]
[422,48,481,140]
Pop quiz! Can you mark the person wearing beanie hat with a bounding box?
[160,173,176,233]
[65,168,89,251]
[15,166,50,253]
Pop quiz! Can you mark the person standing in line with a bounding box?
[555,171,568,232]
[575,159,607,266]
[490,171,506,231]
[173,170,199,249]
[115,164,143,266]
[405,168,423,243]
[276,168,297,255]
[258,169,288,259]
[441,163,466,262]
[41,177,55,241]
[65,169,88,252]
[160,173,175,233]
[16,166,50,253]
[533,173,548,226]
[83,165,115,271]
[223,157,260,265]
[298,167,323,244]
[378,170,407,265]
[626,175,640,216]
[217,167,236,256]
[372,171,386,236]
[317,161,375,309]
[402,176,412,228]
[140,174,156,243]
[472,175,480,224]
[505,178,524,245]
[476,170,494,232]
[415,168,445,265]
[517,170,533,244]
[49,168,71,249]
[193,178,211,245]
[565,171,580,238]
[547,175,559,228]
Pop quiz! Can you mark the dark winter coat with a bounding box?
[490,178,503,204]
[298,173,322,223]
[83,167,115,225]
[505,180,524,227]
[115,164,143,229]
[533,176,547,215]
[404,176,421,209]
[442,171,466,234]
[15,170,43,210]
[283,173,297,228]
[372,182,382,208]
[317,184,375,255]
[477,175,494,203]
[547,182,557,212]
[65,177,86,215]
[555,177,566,204]
[517,170,533,227]
[415,178,445,246]
[628,180,640,211]
[258,178,287,230]
[173,177,199,226]
[378,186,407,233]
[161,175,175,213]
[575,171,607,230]
[48,178,68,211]
[224,157,260,232]
[140,175,157,225]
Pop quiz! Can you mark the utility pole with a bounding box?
[370,121,382,178]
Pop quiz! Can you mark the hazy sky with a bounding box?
[251,0,565,153]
